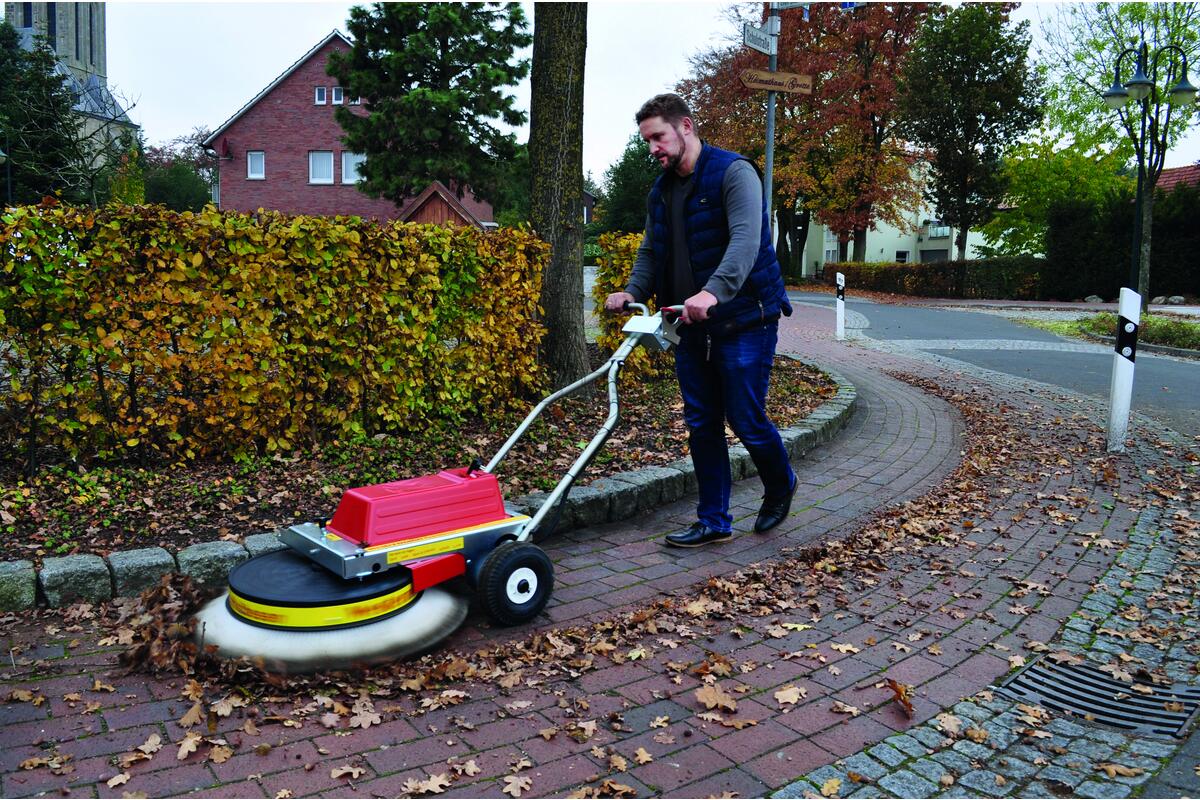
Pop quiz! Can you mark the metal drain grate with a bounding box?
[997,656,1200,738]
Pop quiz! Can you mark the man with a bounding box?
[604,93,796,548]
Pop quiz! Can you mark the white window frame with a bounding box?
[341,152,364,185]
[824,248,839,264]
[331,86,343,105]
[895,250,909,263]
[247,151,265,180]
[350,95,362,105]
[314,86,327,105]
[309,151,334,184]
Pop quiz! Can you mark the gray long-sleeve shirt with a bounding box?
[624,154,763,306]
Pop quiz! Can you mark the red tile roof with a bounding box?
[1157,164,1200,192]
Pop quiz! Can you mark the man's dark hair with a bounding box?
[635,93,692,126]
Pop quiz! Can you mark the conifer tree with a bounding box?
[327,3,531,205]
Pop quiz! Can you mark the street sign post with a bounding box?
[743,22,776,56]
[739,69,812,94]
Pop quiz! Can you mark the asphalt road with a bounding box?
[791,292,1200,438]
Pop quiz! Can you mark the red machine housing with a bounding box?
[326,468,508,547]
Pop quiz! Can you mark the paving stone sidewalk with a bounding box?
[0,306,1194,799]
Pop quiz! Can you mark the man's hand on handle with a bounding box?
[681,290,718,324]
[604,292,635,313]
[604,290,717,324]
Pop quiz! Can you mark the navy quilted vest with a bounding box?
[647,143,791,333]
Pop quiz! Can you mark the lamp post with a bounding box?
[1100,42,1198,300]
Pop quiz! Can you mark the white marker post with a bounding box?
[1106,287,1141,453]
[835,272,846,341]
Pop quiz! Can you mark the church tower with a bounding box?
[4,2,108,84]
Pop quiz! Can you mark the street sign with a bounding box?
[774,2,809,9]
[739,69,812,94]
[742,22,776,56]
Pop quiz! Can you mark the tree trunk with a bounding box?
[851,229,867,262]
[1138,187,1153,306]
[775,202,811,281]
[530,3,589,390]
[955,227,968,261]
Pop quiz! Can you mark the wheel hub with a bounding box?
[505,567,538,604]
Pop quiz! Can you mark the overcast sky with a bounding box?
[105,1,1200,185]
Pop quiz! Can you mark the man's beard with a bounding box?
[662,149,683,172]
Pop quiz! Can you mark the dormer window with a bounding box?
[314,87,327,105]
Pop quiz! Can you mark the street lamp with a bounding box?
[1101,42,1197,298]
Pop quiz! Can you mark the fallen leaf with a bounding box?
[503,775,533,798]
[208,745,233,764]
[179,703,204,729]
[331,765,365,780]
[421,773,451,793]
[821,777,842,797]
[177,732,201,760]
[650,715,670,728]
[695,684,737,713]
[506,700,533,713]
[275,792,292,799]
[454,760,481,777]
[1097,763,1144,778]
[936,712,962,737]
[832,701,860,717]
[92,678,116,693]
[598,778,637,797]
[965,727,989,744]
[774,685,807,707]
[107,773,130,788]
[885,679,915,717]
[633,747,653,765]
[927,644,943,656]
[136,734,162,755]
[830,643,860,654]
[609,753,628,772]
[539,726,558,740]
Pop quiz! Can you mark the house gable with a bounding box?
[398,181,485,229]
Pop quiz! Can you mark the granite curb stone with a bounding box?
[1,364,856,607]
[0,559,36,611]
[107,547,176,596]
[175,541,248,589]
[38,554,111,606]
[244,532,288,558]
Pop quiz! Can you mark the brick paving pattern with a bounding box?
[1,302,1196,799]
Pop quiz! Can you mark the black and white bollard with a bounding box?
[1106,288,1141,454]
[835,272,845,341]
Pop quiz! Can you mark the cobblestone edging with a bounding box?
[771,341,1199,799]
[0,361,857,611]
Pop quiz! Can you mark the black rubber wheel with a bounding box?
[476,541,554,626]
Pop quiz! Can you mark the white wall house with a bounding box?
[797,201,990,278]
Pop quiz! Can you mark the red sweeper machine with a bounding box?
[194,305,681,671]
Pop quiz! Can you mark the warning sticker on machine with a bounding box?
[387,537,465,563]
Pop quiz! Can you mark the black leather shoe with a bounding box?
[664,522,732,548]
[755,478,798,533]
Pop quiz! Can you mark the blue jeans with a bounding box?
[674,322,795,533]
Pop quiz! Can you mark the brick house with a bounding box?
[202,30,493,226]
